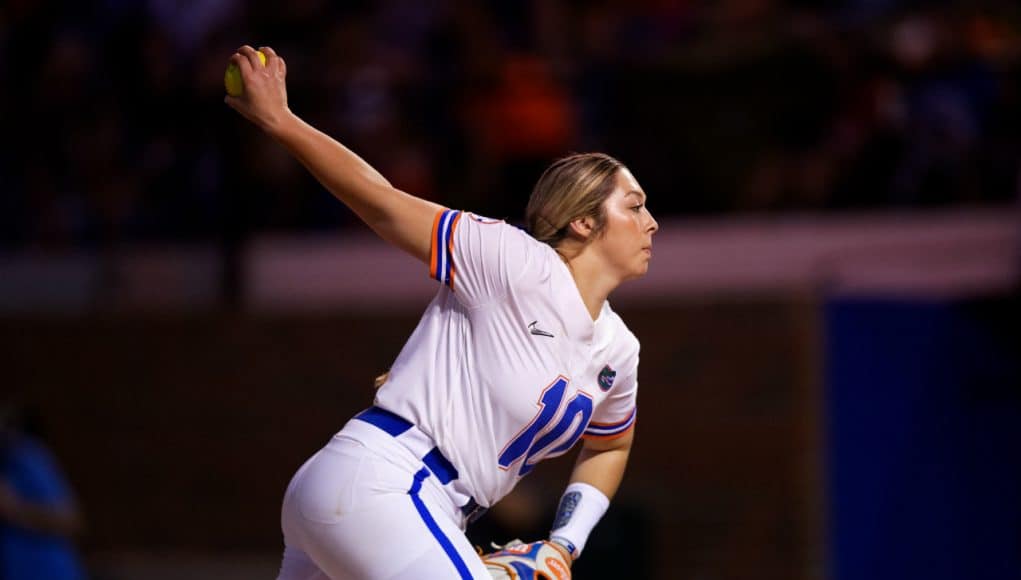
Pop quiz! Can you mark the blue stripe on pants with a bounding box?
[408,468,472,579]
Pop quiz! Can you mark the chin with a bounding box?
[625,264,649,281]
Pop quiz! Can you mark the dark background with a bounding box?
[3,0,1020,249]
[2,1,1020,579]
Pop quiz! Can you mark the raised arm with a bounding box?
[223,45,441,263]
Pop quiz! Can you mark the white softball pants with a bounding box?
[275,417,490,579]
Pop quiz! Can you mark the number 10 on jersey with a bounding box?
[498,377,594,476]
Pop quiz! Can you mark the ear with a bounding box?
[566,216,595,240]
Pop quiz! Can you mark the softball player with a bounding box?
[226,45,658,579]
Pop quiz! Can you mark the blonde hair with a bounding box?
[525,152,625,247]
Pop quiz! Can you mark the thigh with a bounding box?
[276,545,331,580]
[283,439,488,579]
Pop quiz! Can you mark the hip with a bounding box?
[282,411,479,533]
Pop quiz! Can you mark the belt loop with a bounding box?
[422,447,458,484]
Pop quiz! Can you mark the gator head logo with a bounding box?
[597,364,616,391]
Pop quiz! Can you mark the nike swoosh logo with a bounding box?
[528,320,555,338]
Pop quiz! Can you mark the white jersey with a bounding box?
[375,209,639,508]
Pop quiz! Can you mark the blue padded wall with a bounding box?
[825,297,1020,580]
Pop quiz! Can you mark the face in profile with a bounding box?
[593,168,658,280]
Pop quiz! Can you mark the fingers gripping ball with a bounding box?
[482,540,571,580]
[224,50,266,97]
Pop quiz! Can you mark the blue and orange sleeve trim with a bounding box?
[582,407,637,440]
[429,209,462,290]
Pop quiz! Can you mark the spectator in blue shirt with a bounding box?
[0,405,86,580]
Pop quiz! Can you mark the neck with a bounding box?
[560,247,619,320]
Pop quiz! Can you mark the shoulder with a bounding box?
[454,212,546,249]
[461,212,556,268]
[5,437,65,484]
[461,212,505,226]
[471,213,544,246]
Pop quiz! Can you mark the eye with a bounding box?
[630,204,644,212]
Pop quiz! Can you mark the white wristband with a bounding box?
[549,482,610,559]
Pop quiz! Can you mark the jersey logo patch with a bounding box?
[597,365,617,391]
[528,320,555,338]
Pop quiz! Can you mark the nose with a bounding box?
[646,211,659,235]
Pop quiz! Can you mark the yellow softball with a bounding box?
[224,50,266,97]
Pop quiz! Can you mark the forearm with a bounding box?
[268,110,391,193]
[549,432,633,559]
[268,112,441,260]
[567,442,630,499]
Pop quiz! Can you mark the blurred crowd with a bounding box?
[2,0,1020,249]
